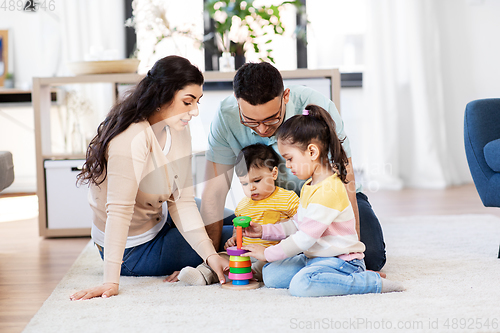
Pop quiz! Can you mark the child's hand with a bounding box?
[242,221,263,238]
[241,244,266,262]
[224,236,237,250]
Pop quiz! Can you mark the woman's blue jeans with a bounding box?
[262,255,382,297]
[96,198,234,277]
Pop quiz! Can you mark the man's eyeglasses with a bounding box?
[238,94,284,128]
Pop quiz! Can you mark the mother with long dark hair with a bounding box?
[70,56,230,300]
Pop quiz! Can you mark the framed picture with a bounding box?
[0,30,8,87]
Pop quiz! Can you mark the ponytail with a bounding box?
[276,104,349,183]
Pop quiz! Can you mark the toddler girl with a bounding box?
[242,104,404,297]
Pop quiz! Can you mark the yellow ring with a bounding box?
[230,255,250,262]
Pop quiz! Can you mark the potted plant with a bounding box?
[205,0,305,68]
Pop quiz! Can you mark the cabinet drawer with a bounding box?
[44,159,92,230]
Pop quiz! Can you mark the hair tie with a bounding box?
[302,109,309,116]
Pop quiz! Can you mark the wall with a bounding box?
[0,1,126,87]
[0,1,125,193]
[0,11,48,192]
[437,0,500,183]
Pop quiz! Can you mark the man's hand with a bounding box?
[242,221,263,238]
[241,244,266,262]
[70,283,119,300]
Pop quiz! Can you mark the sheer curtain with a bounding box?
[58,0,125,71]
[362,0,464,190]
[55,0,126,152]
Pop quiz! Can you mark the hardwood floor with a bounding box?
[0,184,499,332]
[0,217,89,333]
[368,183,500,219]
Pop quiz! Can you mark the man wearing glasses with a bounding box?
[201,62,386,272]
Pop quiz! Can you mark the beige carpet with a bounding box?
[24,214,500,333]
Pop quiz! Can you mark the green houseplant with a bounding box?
[205,0,305,64]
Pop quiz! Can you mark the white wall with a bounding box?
[436,0,500,183]
[0,1,125,193]
[0,11,53,89]
[0,12,48,192]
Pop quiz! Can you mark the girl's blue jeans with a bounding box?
[262,254,382,297]
[96,198,234,277]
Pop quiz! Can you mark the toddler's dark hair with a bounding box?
[234,143,281,177]
[276,104,349,184]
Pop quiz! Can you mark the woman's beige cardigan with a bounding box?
[89,121,216,284]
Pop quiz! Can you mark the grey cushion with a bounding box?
[0,151,15,192]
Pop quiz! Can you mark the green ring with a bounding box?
[229,267,252,274]
[233,216,251,228]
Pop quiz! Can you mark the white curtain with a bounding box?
[362,0,464,190]
[58,0,125,67]
[49,1,126,153]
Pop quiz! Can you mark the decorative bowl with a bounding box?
[67,59,140,76]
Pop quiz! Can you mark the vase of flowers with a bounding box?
[205,0,306,65]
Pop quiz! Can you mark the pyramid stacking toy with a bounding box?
[221,216,260,290]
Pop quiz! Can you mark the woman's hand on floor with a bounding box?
[70,283,119,300]
[207,254,229,284]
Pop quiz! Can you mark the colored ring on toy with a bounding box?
[230,256,250,262]
[229,260,251,268]
[226,246,248,256]
[229,272,253,280]
[229,267,252,274]
[236,226,243,249]
[233,216,251,228]
[232,279,249,285]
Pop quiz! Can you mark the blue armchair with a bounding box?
[464,98,500,257]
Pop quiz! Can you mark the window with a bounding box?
[306,0,367,73]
